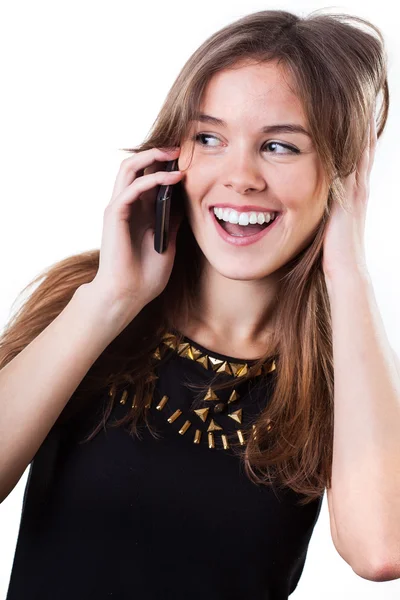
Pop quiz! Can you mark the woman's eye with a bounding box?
[262,141,300,155]
[194,133,220,147]
[193,133,299,155]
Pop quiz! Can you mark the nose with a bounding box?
[223,155,267,195]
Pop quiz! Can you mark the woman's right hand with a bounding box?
[87,146,184,323]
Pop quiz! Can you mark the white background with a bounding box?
[0,1,399,598]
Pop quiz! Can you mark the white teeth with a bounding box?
[249,213,258,224]
[228,211,239,224]
[213,207,276,225]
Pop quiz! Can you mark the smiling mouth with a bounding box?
[211,210,277,237]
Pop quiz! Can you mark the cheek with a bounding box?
[179,169,211,217]
[179,183,193,222]
[179,185,205,237]
[279,165,327,218]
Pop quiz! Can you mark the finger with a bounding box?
[111,147,180,199]
[106,169,182,216]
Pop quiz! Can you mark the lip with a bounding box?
[210,209,282,247]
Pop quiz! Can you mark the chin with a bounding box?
[206,256,279,281]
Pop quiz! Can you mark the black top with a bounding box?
[6,333,323,600]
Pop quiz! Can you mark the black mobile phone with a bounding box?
[154,158,179,254]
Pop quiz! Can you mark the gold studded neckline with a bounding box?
[162,329,277,379]
[170,329,263,367]
[114,330,276,452]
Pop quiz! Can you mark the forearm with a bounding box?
[326,269,400,575]
[0,283,139,503]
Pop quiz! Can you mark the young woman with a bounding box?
[2,8,399,599]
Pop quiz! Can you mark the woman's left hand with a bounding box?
[322,107,377,280]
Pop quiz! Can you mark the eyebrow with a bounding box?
[195,113,311,138]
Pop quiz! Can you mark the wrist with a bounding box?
[324,265,372,298]
[74,283,144,339]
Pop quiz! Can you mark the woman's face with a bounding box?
[177,59,330,281]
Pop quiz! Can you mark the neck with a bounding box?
[174,262,282,359]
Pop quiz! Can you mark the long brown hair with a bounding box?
[0,9,389,504]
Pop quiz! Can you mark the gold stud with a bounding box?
[194,429,202,444]
[221,434,229,450]
[266,359,276,373]
[193,407,209,422]
[131,393,138,409]
[120,390,128,405]
[252,424,257,440]
[229,362,245,376]
[196,355,209,370]
[228,389,239,404]
[216,361,233,375]
[179,420,192,435]
[208,356,224,371]
[109,383,117,398]
[178,344,196,360]
[207,419,223,432]
[228,408,242,424]
[177,342,191,357]
[156,395,169,410]
[208,432,215,449]
[252,365,263,377]
[236,364,249,377]
[152,347,162,360]
[237,430,245,445]
[204,387,219,401]
[190,347,203,360]
[162,333,179,350]
[167,409,182,423]
[145,393,153,409]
